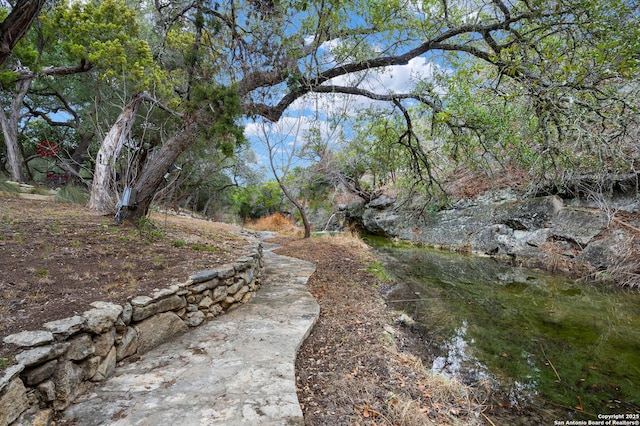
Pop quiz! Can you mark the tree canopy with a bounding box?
[0,0,638,223]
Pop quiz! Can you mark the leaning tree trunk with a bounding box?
[87,93,143,212]
[128,122,198,221]
[0,78,31,182]
[274,177,311,238]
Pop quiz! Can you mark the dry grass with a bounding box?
[444,162,530,200]
[244,212,304,236]
[318,228,370,251]
[591,235,640,288]
[273,236,486,426]
[383,348,486,426]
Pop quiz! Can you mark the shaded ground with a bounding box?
[0,196,251,363]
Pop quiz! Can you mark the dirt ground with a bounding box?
[1,195,528,425]
[0,195,251,362]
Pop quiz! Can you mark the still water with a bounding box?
[372,240,640,420]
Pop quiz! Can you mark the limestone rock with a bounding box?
[121,302,133,325]
[65,333,94,361]
[217,265,236,279]
[188,278,221,293]
[43,316,86,338]
[53,360,83,410]
[79,356,101,381]
[83,302,123,334]
[92,347,116,382]
[212,285,228,302]
[0,378,29,426]
[198,296,214,309]
[185,311,205,327]
[92,327,115,357]
[36,380,56,402]
[131,295,186,322]
[10,406,53,426]
[189,269,218,284]
[227,280,244,295]
[15,343,69,368]
[151,285,179,301]
[551,207,609,246]
[130,295,153,307]
[116,327,138,361]
[135,312,188,354]
[0,364,24,393]
[498,195,563,230]
[3,330,53,348]
[576,229,629,270]
[22,359,57,386]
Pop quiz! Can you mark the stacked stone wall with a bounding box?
[0,243,264,426]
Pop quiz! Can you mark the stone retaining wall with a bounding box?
[0,242,264,426]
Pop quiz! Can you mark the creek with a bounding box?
[370,239,640,422]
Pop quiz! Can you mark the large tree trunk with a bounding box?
[87,93,143,212]
[128,123,198,221]
[0,78,31,182]
[0,0,47,65]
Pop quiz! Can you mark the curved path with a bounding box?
[61,243,318,425]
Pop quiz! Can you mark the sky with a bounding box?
[244,55,443,177]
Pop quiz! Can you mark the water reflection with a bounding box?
[431,321,487,381]
[374,242,640,418]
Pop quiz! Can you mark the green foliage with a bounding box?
[366,259,394,282]
[0,70,18,89]
[41,0,166,91]
[231,180,283,219]
[189,83,246,155]
[135,217,164,240]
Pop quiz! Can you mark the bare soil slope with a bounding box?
[0,196,249,361]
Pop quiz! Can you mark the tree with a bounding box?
[255,115,314,237]
[234,0,639,197]
[0,0,46,65]
[125,0,639,222]
[7,0,633,223]
[0,0,162,183]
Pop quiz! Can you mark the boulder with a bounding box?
[356,191,625,272]
[551,208,609,246]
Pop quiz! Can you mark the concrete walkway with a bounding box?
[61,243,318,425]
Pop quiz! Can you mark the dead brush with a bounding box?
[319,229,369,252]
[591,236,640,288]
[386,350,485,426]
[244,212,303,236]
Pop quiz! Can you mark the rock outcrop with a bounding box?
[353,189,639,274]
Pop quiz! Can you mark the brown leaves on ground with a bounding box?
[271,236,484,426]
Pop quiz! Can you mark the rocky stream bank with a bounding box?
[339,189,640,285]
